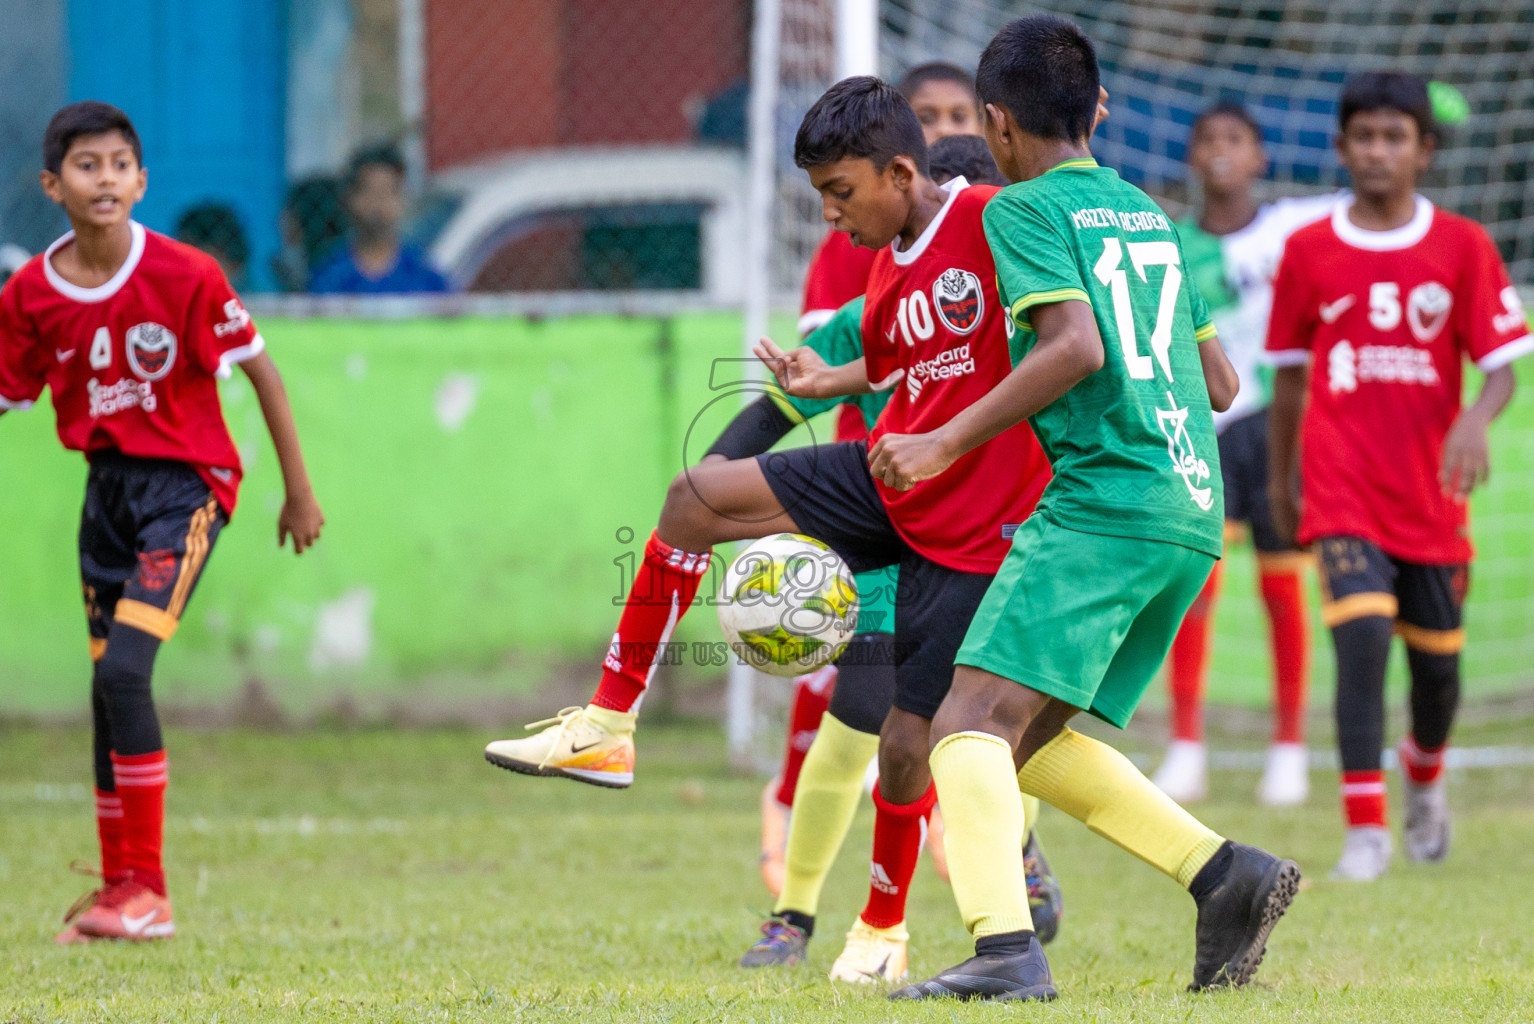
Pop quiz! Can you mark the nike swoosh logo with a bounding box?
[1319,295,1355,324]
[859,954,893,979]
[56,348,75,362]
[569,740,601,754]
[122,910,160,934]
[884,324,897,344]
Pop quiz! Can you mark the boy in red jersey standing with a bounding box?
[0,102,324,942]
[1267,73,1531,881]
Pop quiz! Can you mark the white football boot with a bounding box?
[1257,742,1311,806]
[1330,826,1392,881]
[829,917,909,984]
[1152,740,1208,804]
[484,705,636,788]
[1402,777,1452,863]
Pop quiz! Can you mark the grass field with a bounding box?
[4,714,1533,1023]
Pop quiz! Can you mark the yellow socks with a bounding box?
[1017,727,1225,888]
[929,732,1034,938]
[1021,793,1041,839]
[774,713,880,917]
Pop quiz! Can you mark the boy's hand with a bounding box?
[279,491,325,554]
[754,337,835,398]
[1440,409,1492,499]
[867,430,958,491]
[1267,479,1300,548]
[753,337,901,398]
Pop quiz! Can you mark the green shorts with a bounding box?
[956,515,1216,729]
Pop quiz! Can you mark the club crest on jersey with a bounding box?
[126,322,177,381]
[932,268,983,335]
[1406,282,1452,343]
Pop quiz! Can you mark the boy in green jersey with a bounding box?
[868,17,1299,1002]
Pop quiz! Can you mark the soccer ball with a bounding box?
[717,533,859,677]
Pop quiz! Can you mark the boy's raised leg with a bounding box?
[485,457,798,787]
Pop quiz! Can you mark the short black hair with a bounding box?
[928,134,1005,187]
[43,101,142,175]
[897,62,977,104]
[1192,103,1262,144]
[976,16,1100,143]
[1339,72,1436,139]
[346,143,407,191]
[794,76,929,177]
[176,203,250,268]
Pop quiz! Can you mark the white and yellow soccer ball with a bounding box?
[717,533,859,677]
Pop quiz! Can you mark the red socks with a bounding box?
[1168,563,1222,742]
[111,751,168,896]
[773,666,837,808]
[859,783,938,929]
[593,531,712,713]
[1342,769,1387,828]
[1260,565,1311,744]
[1399,735,1447,785]
[95,788,125,884]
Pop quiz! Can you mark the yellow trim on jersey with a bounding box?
[89,637,108,662]
[1046,158,1099,174]
[1395,623,1466,655]
[1321,592,1398,627]
[1194,323,1219,343]
[113,599,179,641]
[1011,288,1092,332]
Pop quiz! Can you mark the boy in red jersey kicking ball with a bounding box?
[0,102,324,943]
[1267,72,1531,882]
[486,77,1056,982]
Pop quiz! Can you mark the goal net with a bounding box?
[748,0,1534,755]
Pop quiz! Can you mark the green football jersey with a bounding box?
[767,297,888,432]
[983,158,1224,557]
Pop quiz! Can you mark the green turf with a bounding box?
[3,720,1532,1022]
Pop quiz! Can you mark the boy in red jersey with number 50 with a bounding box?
[0,102,325,943]
[1267,73,1532,882]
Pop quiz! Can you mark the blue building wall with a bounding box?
[67,0,287,290]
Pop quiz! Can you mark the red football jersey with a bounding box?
[862,179,1052,574]
[1265,197,1533,563]
[0,222,266,514]
[799,229,877,338]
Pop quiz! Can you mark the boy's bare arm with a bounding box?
[754,337,904,399]
[1199,336,1240,413]
[1441,365,1515,499]
[240,351,324,553]
[1266,365,1307,546]
[868,300,1103,490]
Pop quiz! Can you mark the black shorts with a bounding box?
[757,441,994,719]
[1316,536,1468,655]
[80,450,226,653]
[1218,408,1296,554]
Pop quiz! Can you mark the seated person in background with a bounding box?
[308,145,450,295]
[175,203,250,290]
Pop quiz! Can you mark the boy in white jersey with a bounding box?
[1152,105,1338,806]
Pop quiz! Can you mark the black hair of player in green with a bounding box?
[929,134,1006,187]
[44,101,142,175]
[794,75,930,177]
[1192,102,1261,143]
[1339,71,1437,141]
[975,15,1100,144]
